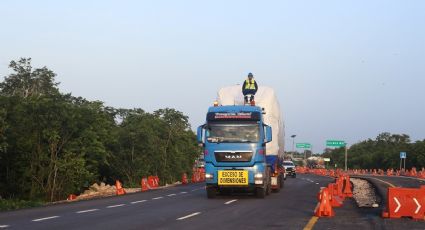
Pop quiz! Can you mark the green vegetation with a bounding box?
[0,199,44,211]
[323,133,425,170]
[0,58,200,207]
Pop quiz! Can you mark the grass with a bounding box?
[0,199,45,211]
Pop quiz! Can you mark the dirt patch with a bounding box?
[351,178,380,208]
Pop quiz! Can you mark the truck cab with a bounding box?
[197,105,273,198]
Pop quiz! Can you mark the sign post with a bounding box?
[296,143,312,162]
[400,152,407,171]
[326,140,347,171]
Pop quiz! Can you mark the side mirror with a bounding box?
[264,125,272,143]
[197,125,204,143]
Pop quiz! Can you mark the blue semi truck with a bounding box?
[197,86,285,198]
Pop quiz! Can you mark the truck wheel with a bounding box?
[265,169,271,195]
[255,187,266,198]
[292,173,296,178]
[266,178,272,195]
[206,187,216,199]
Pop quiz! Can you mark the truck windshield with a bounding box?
[206,122,260,143]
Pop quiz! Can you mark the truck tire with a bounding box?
[206,187,216,199]
[255,187,266,198]
[292,173,296,178]
[265,168,271,195]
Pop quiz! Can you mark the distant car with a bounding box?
[283,161,296,178]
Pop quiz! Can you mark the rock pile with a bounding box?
[76,182,116,200]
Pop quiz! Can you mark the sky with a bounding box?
[1,0,424,152]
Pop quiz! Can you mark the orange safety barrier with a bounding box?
[419,169,425,179]
[328,183,343,207]
[314,187,335,217]
[199,168,206,182]
[67,194,77,201]
[192,171,199,183]
[191,168,206,183]
[141,177,149,191]
[154,176,160,187]
[410,167,418,177]
[382,186,425,219]
[147,176,158,189]
[115,180,126,195]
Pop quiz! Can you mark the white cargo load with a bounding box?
[217,85,285,158]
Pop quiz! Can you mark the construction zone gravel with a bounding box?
[351,178,380,208]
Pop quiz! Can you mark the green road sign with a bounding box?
[296,143,311,149]
[326,140,346,147]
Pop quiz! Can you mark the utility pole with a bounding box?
[344,146,348,171]
[291,134,296,159]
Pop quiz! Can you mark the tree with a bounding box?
[0,58,200,203]
[0,58,59,98]
[323,132,420,170]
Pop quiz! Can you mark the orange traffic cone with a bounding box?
[182,173,188,184]
[314,187,335,217]
[343,175,353,198]
[115,180,126,195]
[141,178,149,191]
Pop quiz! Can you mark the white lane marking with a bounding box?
[131,200,147,204]
[0,225,10,228]
[316,183,320,185]
[107,204,125,208]
[414,198,421,214]
[153,196,163,200]
[176,212,201,220]
[76,209,99,214]
[191,189,197,192]
[32,216,60,222]
[167,193,177,197]
[180,191,187,194]
[225,199,238,205]
[394,197,401,213]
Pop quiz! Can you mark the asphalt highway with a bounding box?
[0,174,333,230]
[1,174,425,230]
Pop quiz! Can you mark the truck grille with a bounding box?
[214,151,253,162]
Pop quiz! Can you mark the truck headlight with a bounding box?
[255,173,264,184]
[205,173,213,179]
[254,173,263,179]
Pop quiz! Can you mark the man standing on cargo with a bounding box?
[242,72,258,103]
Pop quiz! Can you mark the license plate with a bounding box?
[218,170,248,186]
